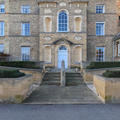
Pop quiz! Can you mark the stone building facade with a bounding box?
[0,0,119,69]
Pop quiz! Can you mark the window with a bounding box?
[118,44,120,56]
[96,47,105,62]
[96,5,105,14]
[58,10,68,32]
[44,17,51,32]
[74,17,81,32]
[21,47,30,61]
[0,44,4,53]
[0,4,5,13]
[96,22,105,36]
[0,22,4,36]
[21,5,30,14]
[22,22,30,36]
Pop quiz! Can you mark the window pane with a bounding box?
[96,5,104,14]
[58,10,68,32]
[96,47,105,62]
[21,47,30,61]
[21,6,30,14]
[0,4,5,13]
[96,23,104,36]
[0,44,4,53]
[0,22,4,36]
[22,22,30,36]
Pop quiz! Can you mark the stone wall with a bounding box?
[0,75,33,103]
[94,74,120,103]
[83,67,120,82]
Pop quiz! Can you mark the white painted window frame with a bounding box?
[96,47,105,62]
[21,46,30,61]
[57,9,69,32]
[96,4,105,14]
[0,21,5,36]
[96,22,105,36]
[0,4,5,13]
[21,5,30,14]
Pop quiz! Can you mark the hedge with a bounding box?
[86,62,120,69]
[0,61,41,69]
[0,69,25,78]
[103,70,120,78]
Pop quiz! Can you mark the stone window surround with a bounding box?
[57,9,69,32]
[96,4,105,14]
[21,5,31,14]
[96,22,105,36]
[0,4,5,13]
[95,46,105,62]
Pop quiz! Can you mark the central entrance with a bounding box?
[58,45,68,69]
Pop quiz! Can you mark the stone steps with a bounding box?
[42,72,60,86]
[66,73,84,86]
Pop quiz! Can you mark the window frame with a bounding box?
[57,10,69,32]
[96,47,105,62]
[0,21,5,36]
[21,22,30,36]
[0,4,5,13]
[21,46,30,61]
[21,5,30,14]
[96,22,105,36]
[96,4,105,14]
[118,44,120,56]
[0,44,4,53]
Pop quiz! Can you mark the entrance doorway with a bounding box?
[58,46,68,69]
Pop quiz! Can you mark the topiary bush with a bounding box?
[0,61,42,69]
[0,69,25,78]
[86,62,120,69]
[103,70,120,78]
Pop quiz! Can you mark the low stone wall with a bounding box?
[94,75,120,103]
[83,67,120,83]
[0,66,45,103]
[0,75,34,103]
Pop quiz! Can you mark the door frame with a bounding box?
[57,46,68,69]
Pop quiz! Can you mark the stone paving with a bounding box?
[23,84,102,104]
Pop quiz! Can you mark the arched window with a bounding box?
[75,17,81,32]
[58,10,68,32]
[59,46,67,50]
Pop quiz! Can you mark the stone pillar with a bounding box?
[60,60,66,87]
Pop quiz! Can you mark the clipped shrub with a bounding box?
[86,62,120,69]
[0,61,42,69]
[103,70,120,78]
[0,69,25,78]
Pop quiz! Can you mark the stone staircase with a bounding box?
[42,71,84,86]
[66,72,84,86]
[42,72,60,86]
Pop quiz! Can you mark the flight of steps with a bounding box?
[42,72,60,86]
[66,72,85,86]
[42,71,85,86]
